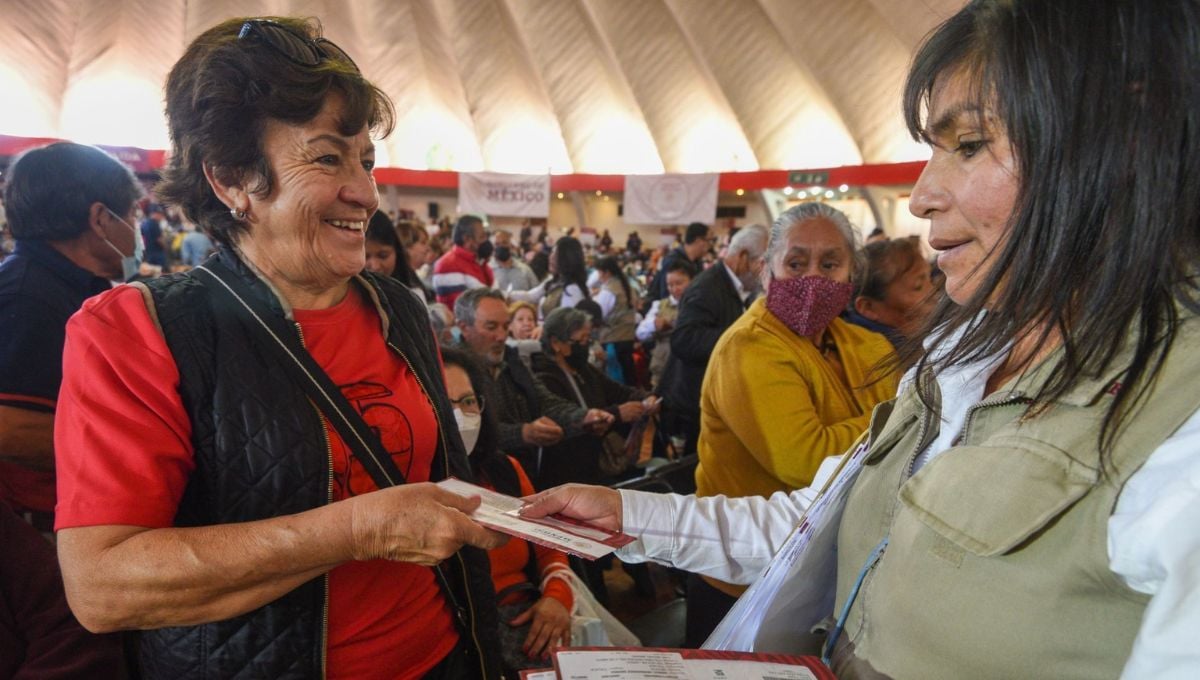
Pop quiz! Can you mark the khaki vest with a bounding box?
[831,316,1200,679]
[599,278,639,344]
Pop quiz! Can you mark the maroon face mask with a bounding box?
[766,275,854,338]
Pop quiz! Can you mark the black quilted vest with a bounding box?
[137,250,500,679]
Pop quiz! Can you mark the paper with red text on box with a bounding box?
[552,647,835,680]
[436,477,634,559]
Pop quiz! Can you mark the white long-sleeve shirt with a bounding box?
[507,282,586,319]
[617,355,1200,678]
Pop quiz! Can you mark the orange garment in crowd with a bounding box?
[484,458,574,611]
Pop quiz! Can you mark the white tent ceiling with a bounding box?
[0,0,964,174]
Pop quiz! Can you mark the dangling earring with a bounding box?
[231,208,247,220]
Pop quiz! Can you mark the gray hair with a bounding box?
[727,223,768,258]
[428,302,453,335]
[454,287,506,327]
[541,307,592,353]
[768,202,863,279]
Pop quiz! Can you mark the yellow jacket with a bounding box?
[694,299,898,594]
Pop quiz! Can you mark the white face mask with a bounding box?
[453,408,482,454]
[104,208,144,281]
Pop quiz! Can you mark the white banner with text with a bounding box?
[458,172,551,218]
[623,173,719,225]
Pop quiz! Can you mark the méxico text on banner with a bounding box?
[459,172,551,218]
[623,173,719,225]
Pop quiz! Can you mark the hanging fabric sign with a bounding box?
[623,173,719,225]
[459,172,551,218]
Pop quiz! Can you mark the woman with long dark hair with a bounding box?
[364,211,427,303]
[509,236,589,318]
[523,1,1200,676]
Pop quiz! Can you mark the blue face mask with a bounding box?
[104,208,144,281]
[450,326,464,344]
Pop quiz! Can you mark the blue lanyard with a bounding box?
[821,536,889,666]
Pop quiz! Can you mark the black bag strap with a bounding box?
[194,260,406,488]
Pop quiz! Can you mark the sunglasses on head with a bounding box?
[237,19,359,72]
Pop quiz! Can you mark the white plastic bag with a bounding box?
[551,569,641,647]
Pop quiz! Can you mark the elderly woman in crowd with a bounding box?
[532,306,658,601]
[846,237,937,348]
[524,1,1200,676]
[508,300,539,341]
[685,202,899,645]
[53,17,504,680]
[506,300,542,369]
[440,347,573,671]
[531,307,657,491]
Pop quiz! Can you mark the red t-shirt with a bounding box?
[55,284,457,678]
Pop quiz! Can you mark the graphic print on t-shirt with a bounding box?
[335,381,415,497]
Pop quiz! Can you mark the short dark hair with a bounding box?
[684,222,710,244]
[3,142,141,241]
[664,258,695,278]
[452,215,483,246]
[574,299,604,329]
[156,16,395,249]
[494,245,512,263]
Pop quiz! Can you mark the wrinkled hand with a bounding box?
[348,483,507,565]
[523,417,565,446]
[581,408,615,435]
[521,483,622,532]
[617,401,646,423]
[510,597,571,660]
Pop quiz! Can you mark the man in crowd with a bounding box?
[659,224,767,455]
[0,142,144,529]
[647,221,712,302]
[432,214,494,307]
[453,288,613,485]
[139,203,169,271]
[0,142,139,673]
[491,245,540,292]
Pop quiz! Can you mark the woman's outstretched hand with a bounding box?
[520,484,622,532]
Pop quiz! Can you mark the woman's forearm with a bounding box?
[58,483,499,633]
[58,501,354,632]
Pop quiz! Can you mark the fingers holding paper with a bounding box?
[520,483,623,533]
[349,483,508,565]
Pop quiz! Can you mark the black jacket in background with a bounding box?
[530,353,647,490]
[489,344,588,464]
[661,262,747,421]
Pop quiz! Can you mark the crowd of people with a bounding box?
[1,0,1197,678]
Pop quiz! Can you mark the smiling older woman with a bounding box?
[52,17,504,680]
